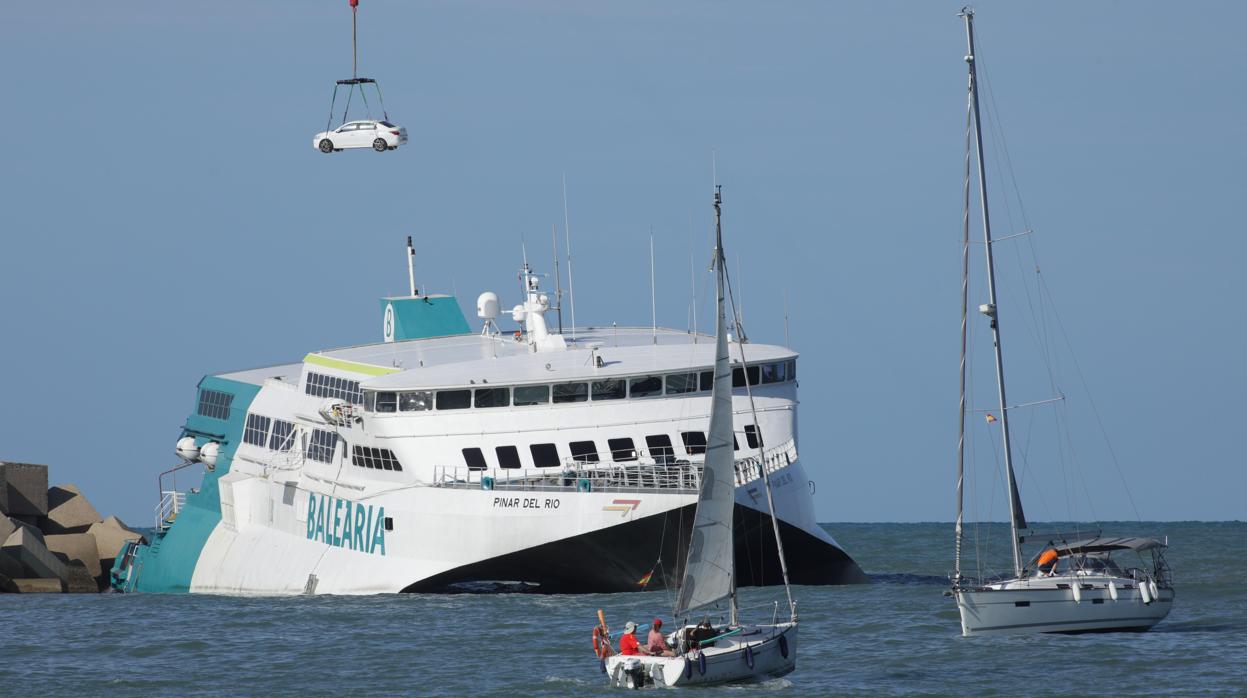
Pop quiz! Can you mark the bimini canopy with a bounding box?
[1054,537,1166,556]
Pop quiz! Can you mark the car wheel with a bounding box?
[319,139,334,153]
[373,138,388,152]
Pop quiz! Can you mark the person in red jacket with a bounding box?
[618,621,651,656]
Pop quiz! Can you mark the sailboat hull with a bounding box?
[605,622,797,688]
[956,577,1174,636]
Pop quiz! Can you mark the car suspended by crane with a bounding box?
[313,0,407,154]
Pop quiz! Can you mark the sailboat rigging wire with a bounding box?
[562,174,577,341]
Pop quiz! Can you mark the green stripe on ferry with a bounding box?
[303,353,401,376]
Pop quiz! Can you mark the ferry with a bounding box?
[112,244,866,594]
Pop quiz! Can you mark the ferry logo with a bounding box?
[603,499,641,517]
[306,492,386,556]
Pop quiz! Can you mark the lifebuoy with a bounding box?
[592,625,613,658]
[778,634,789,659]
[697,651,707,676]
[744,644,755,669]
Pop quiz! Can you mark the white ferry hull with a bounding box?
[956,581,1174,636]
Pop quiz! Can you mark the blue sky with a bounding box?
[1,1,1243,524]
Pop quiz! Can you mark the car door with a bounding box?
[357,121,378,147]
[339,123,362,148]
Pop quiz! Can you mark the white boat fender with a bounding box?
[1072,581,1082,604]
[1108,579,1119,601]
[779,634,790,659]
[744,643,755,669]
[1148,579,1159,600]
[1140,580,1153,605]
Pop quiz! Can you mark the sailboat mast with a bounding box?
[963,8,1024,577]
[712,188,740,628]
[955,73,973,583]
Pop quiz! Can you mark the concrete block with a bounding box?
[0,549,22,579]
[12,578,63,593]
[0,573,17,593]
[0,462,49,517]
[65,561,98,593]
[87,515,145,564]
[2,526,67,582]
[43,484,102,535]
[45,533,102,580]
[0,514,18,543]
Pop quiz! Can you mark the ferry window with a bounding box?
[733,434,740,451]
[364,391,376,411]
[376,391,398,413]
[745,424,762,450]
[513,385,550,406]
[474,387,510,408]
[553,382,588,403]
[351,445,403,471]
[592,379,626,401]
[666,373,698,395]
[760,363,779,384]
[462,447,488,471]
[530,443,560,468]
[308,429,337,463]
[197,389,233,420]
[569,440,599,463]
[773,361,788,383]
[269,420,295,451]
[681,431,707,455]
[436,390,471,410]
[304,372,362,404]
[787,360,796,381]
[243,413,271,447]
[400,391,433,411]
[699,370,714,391]
[496,445,522,469]
[645,434,675,462]
[630,375,663,398]
[732,367,746,388]
[607,437,637,461]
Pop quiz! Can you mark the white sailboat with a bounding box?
[951,8,1174,636]
[599,187,798,687]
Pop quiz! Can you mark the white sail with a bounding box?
[673,190,736,617]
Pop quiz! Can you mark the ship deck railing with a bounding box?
[431,439,797,493]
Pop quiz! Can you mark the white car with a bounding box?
[313,120,408,153]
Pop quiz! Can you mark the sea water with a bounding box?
[2,522,1243,696]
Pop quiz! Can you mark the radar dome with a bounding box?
[476,292,499,320]
[176,436,200,462]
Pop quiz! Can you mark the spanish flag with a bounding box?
[637,570,654,587]
[985,413,998,423]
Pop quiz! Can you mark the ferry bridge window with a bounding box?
[666,373,698,395]
[744,424,762,450]
[513,385,550,406]
[305,372,362,404]
[400,391,433,411]
[462,447,488,471]
[375,391,398,413]
[269,419,295,451]
[553,382,588,404]
[731,365,762,388]
[351,445,403,471]
[591,379,626,401]
[243,414,271,447]
[436,389,471,410]
[681,431,707,456]
[197,389,234,421]
[364,392,375,411]
[760,363,779,384]
[474,387,510,408]
[530,443,560,468]
[608,437,637,461]
[569,440,599,463]
[645,434,675,463]
[787,360,796,381]
[630,375,663,398]
[699,370,714,391]
[308,429,337,463]
[496,445,522,469]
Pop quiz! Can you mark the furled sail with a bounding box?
[1007,464,1027,531]
[673,191,736,617]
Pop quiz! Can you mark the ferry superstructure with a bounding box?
[113,263,866,594]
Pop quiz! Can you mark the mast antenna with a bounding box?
[963,6,1027,577]
[563,173,577,341]
[650,227,658,344]
[552,224,564,334]
[690,213,698,342]
[406,235,417,296]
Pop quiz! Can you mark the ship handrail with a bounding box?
[155,489,187,531]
